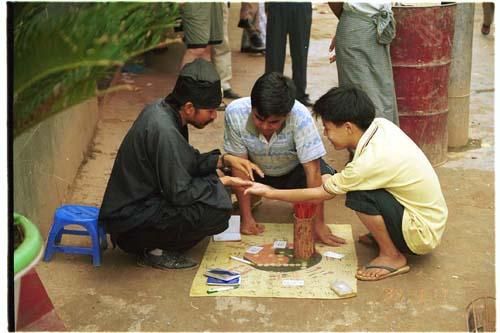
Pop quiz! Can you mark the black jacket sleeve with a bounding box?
[146,122,231,209]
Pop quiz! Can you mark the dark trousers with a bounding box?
[115,203,231,254]
[265,2,312,99]
[345,189,414,254]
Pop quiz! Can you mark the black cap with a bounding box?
[171,59,222,109]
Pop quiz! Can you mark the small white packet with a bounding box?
[246,246,264,254]
[330,280,355,297]
[323,251,345,260]
[273,240,287,249]
[282,279,305,287]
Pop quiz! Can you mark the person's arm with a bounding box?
[328,2,343,19]
[215,166,253,188]
[219,175,253,187]
[152,127,228,207]
[302,159,322,189]
[217,153,264,181]
[245,182,335,203]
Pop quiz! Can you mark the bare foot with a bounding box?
[356,254,408,281]
[241,222,265,235]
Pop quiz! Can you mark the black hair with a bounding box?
[169,75,221,110]
[250,72,296,118]
[313,86,375,131]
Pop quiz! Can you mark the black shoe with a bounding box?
[223,89,241,99]
[137,250,198,270]
[238,18,252,29]
[298,95,314,107]
[249,33,265,51]
[241,46,266,54]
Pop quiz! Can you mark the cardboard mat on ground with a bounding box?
[190,223,357,299]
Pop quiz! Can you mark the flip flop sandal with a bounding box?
[356,264,410,281]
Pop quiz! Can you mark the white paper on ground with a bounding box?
[323,251,345,260]
[246,246,264,254]
[282,279,305,287]
[330,280,354,297]
[273,240,287,249]
[213,216,241,241]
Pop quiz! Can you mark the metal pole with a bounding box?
[448,3,475,148]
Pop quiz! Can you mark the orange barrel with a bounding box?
[391,4,456,166]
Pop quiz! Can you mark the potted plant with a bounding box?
[13,213,44,325]
[12,2,179,329]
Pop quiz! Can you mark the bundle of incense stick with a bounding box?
[293,202,316,260]
[293,202,317,219]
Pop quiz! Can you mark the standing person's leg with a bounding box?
[482,2,495,35]
[345,190,412,281]
[211,4,240,99]
[335,11,398,124]
[239,2,265,52]
[265,3,287,74]
[180,3,223,68]
[288,3,312,103]
[239,2,256,28]
[257,2,267,47]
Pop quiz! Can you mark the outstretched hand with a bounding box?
[329,35,337,63]
[220,176,253,188]
[225,155,264,181]
[244,182,273,198]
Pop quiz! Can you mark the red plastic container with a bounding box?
[391,4,456,166]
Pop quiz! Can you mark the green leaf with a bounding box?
[13,2,179,137]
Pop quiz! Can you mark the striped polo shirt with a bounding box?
[223,97,326,176]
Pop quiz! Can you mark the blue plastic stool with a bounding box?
[43,205,107,266]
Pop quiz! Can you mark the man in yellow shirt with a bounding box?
[245,86,448,281]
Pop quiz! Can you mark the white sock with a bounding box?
[149,248,163,256]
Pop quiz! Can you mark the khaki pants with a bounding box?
[211,3,232,91]
[483,2,495,26]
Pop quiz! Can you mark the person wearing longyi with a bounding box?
[245,86,448,281]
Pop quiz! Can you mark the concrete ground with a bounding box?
[35,4,494,331]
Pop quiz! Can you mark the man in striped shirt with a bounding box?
[224,72,346,246]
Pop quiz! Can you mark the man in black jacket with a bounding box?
[99,59,262,270]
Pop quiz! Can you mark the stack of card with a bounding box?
[204,268,241,286]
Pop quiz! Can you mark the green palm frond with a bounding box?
[14,2,179,137]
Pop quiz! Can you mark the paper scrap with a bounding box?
[246,246,264,254]
[330,280,355,297]
[323,251,345,260]
[282,279,304,287]
[273,240,287,249]
[213,216,241,241]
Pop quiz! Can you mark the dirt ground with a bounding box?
[36,4,494,331]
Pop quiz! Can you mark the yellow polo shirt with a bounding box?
[323,118,448,254]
